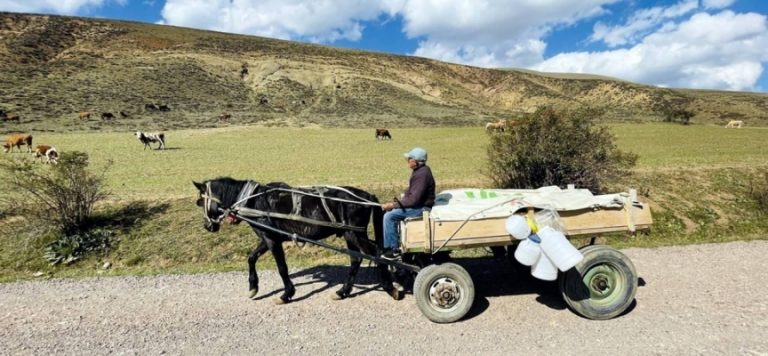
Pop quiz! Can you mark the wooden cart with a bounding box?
[398,191,652,323]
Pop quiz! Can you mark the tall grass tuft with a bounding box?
[749,170,768,214]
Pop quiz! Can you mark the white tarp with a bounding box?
[429,186,629,222]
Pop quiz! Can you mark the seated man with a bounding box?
[381,147,436,259]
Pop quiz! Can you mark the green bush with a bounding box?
[749,170,768,214]
[0,151,111,235]
[44,228,114,265]
[486,107,637,193]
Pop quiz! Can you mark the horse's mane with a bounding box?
[209,176,249,207]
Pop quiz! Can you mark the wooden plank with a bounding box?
[402,204,652,252]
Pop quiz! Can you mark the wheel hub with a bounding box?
[429,277,461,309]
[584,264,620,300]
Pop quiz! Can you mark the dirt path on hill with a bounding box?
[2,240,767,355]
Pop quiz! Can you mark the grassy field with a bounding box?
[11,123,768,200]
[1,123,767,282]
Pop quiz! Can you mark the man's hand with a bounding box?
[382,202,396,211]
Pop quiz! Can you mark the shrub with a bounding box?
[663,109,695,125]
[486,107,637,193]
[749,170,768,214]
[44,228,114,265]
[0,151,111,235]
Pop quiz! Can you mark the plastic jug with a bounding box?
[505,215,531,240]
[538,226,584,272]
[514,233,541,266]
[531,252,558,281]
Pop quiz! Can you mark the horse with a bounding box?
[725,120,743,128]
[135,131,165,150]
[193,177,399,304]
[375,128,391,140]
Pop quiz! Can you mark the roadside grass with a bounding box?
[1,123,767,282]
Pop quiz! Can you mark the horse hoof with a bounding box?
[330,292,346,301]
[273,297,290,305]
[248,289,258,300]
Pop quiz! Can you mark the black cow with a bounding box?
[101,112,115,120]
[158,104,171,112]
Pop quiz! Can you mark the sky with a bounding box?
[1,0,768,92]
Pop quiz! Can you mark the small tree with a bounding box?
[0,151,111,235]
[663,109,695,125]
[487,107,637,193]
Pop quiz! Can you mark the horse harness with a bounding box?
[202,181,379,233]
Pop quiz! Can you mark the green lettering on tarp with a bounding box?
[464,190,499,199]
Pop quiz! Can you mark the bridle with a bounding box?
[200,181,261,226]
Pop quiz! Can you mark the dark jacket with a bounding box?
[397,164,435,209]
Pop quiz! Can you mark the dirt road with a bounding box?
[2,241,767,355]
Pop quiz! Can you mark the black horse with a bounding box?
[193,177,399,304]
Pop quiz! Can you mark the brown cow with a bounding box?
[33,145,59,164]
[79,112,91,120]
[3,134,33,153]
[485,119,507,132]
[220,113,232,121]
[2,114,20,122]
[375,128,392,140]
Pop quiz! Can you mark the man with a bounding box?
[381,147,436,260]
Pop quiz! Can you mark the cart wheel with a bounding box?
[413,263,475,323]
[559,245,638,320]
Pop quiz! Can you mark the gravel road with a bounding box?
[2,240,767,355]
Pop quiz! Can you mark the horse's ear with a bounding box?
[193,181,205,192]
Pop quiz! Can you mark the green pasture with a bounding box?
[15,123,768,201]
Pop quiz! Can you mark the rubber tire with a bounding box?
[413,263,475,323]
[559,245,638,320]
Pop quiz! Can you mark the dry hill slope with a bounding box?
[1,12,766,131]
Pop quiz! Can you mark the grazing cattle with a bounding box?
[135,131,166,150]
[485,119,507,132]
[145,103,159,112]
[2,114,20,122]
[158,104,171,112]
[725,120,744,128]
[3,134,33,153]
[33,145,59,164]
[220,113,232,121]
[120,111,130,118]
[375,128,392,140]
[79,112,91,120]
[101,112,115,120]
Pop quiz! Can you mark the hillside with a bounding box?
[1,12,767,132]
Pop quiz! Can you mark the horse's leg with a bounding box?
[247,238,269,299]
[268,239,295,305]
[332,232,364,300]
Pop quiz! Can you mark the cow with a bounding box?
[135,131,166,150]
[145,104,159,112]
[33,145,59,164]
[120,111,130,118]
[220,113,232,121]
[3,134,33,153]
[79,112,91,120]
[3,114,20,122]
[725,120,744,128]
[101,112,115,120]
[375,128,392,140]
[485,120,507,132]
[158,104,171,112]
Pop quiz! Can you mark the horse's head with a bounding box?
[193,178,256,233]
[193,180,226,232]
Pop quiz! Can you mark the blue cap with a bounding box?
[404,147,428,162]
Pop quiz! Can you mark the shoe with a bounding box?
[381,248,402,260]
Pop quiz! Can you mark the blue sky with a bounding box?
[2,0,767,92]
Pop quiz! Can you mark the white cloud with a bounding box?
[535,11,768,91]
[589,0,698,47]
[161,0,396,43]
[0,0,122,15]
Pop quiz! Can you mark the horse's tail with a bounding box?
[371,195,384,251]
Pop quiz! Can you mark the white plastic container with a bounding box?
[531,253,558,281]
[514,234,541,266]
[505,215,531,240]
[538,226,584,272]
